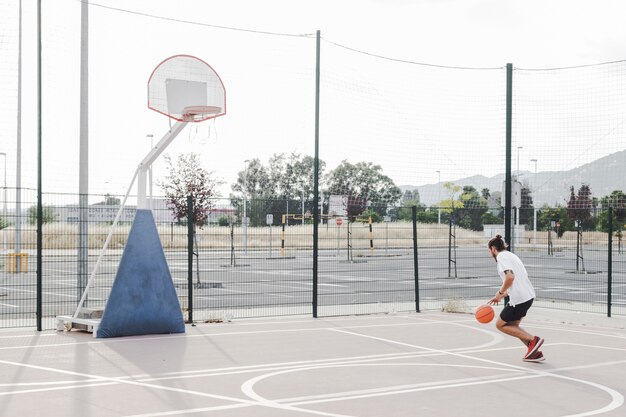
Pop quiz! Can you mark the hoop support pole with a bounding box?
[71,165,140,319]
[138,121,188,209]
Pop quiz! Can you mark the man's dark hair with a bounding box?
[488,234,508,251]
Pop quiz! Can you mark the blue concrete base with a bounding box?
[97,209,185,338]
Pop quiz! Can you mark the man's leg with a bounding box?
[495,318,534,345]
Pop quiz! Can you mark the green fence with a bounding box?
[1,194,624,330]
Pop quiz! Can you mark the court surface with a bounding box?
[1,308,626,417]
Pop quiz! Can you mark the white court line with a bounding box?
[0,358,357,417]
[138,349,501,385]
[0,333,56,339]
[276,366,525,403]
[0,287,78,299]
[301,282,348,288]
[139,320,508,384]
[200,287,258,294]
[0,357,260,406]
[242,328,626,416]
[317,328,624,417]
[0,301,20,308]
[0,378,109,387]
[1,313,624,354]
[525,323,626,340]
[241,363,542,408]
[125,403,254,417]
[0,381,119,395]
[2,321,625,417]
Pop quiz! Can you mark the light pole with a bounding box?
[0,152,6,252]
[436,170,441,224]
[530,158,538,245]
[146,134,154,209]
[243,159,249,254]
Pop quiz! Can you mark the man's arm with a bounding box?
[488,270,515,305]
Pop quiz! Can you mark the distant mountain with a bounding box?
[402,150,626,207]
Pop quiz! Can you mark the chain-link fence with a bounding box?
[1,195,624,330]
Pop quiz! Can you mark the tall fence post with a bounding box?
[606,207,613,317]
[36,0,43,332]
[187,195,194,324]
[312,29,321,318]
[412,206,420,313]
[504,63,513,247]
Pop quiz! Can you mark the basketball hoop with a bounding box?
[57,54,228,337]
[182,105,222,122]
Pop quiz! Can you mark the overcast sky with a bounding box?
[1,0,625,202]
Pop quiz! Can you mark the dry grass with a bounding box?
[440,298,471,314]
[0,222,615,251]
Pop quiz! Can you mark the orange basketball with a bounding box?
[475,305,494,324]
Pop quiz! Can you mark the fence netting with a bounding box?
[0,2,624,329]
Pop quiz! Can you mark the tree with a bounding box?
[519,183,534,226]
[396,189,427,222]
[93,194,121,206]
[28,205,55,225]
[537,205,569,237]
[457,185,488,231]
[361,208,383,223]
[230,153,326,226]
[481,189,503,223]
[440,182,463,223]
[481,211,501,225]
[566,184,594,229]
[104,194,121,205]
[231,158,274,226]
[597,190,626,235]
[402,189,420,204]
[158,153,223,227]
[416,208,439,223]
[481,188,491,201]
[325,160,401,218]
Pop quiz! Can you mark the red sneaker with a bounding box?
[523,350,545,362]
[524,336,544,359]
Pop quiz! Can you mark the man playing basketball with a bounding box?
[487,235,544,362]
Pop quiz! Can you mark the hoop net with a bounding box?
[148,55,226,122]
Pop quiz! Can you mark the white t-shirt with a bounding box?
[495,250,535,306]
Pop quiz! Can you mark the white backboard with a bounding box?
[166,79,208,115]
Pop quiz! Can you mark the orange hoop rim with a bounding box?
[182,105,222,121]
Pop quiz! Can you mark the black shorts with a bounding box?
[500,298,534,323]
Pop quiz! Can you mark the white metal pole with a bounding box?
[319,190,324,225]
[385,221,388,255]
[243,160,249,254]
[1,152,6,253]
[73,167,140,318]
[436,170,441,224]
[301,183,305,225]
[147,134,153,209]
[15,0,22,254]
[78,0,89,301]
[531,158,538,245]
[137,122,187,209]
[516,147,523,226]
[336,222,340,257]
